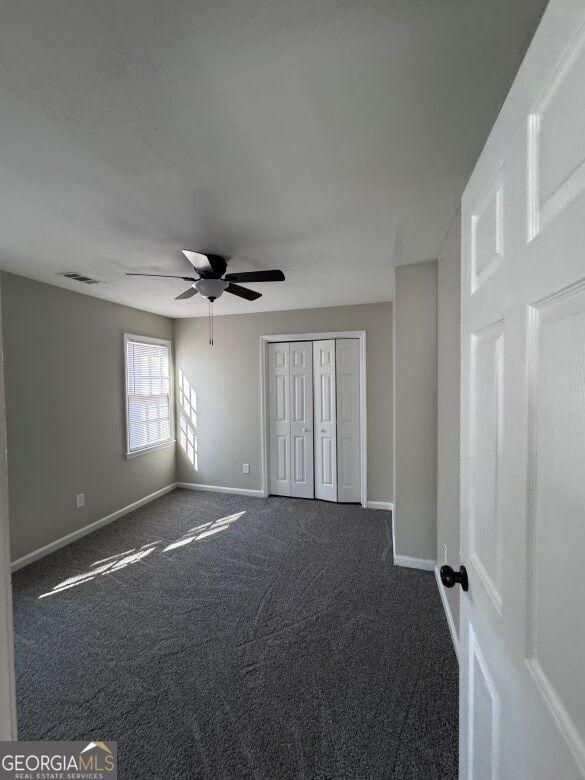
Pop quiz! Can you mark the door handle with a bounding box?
[320,428,326,433]
[440,564,469,592]
[303,427,311,432]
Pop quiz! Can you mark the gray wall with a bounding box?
[436,216,461,634]
[393,261,437,561]
[174,303,393,502]
[0,281,16,737]
[2,273,175,561]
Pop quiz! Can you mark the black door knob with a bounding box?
[440,564,469,592]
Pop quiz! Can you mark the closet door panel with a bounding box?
[290,342,314,498]
[268,342,291,496]
[313,340,337,502]
[336,339,361,502]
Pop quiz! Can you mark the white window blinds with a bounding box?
[125,336,172,454]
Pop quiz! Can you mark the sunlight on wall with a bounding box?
[38,511,246,599]
[178,369,198,469]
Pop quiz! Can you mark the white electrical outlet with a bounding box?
[442,543,448,564]
[76,493,86,509]
[242,463,250,475]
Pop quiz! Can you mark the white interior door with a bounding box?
[290,342,314,498]
[268,342,291,496]
[336,339,360,503]
[459,3,585,777]
[313,340,337,502]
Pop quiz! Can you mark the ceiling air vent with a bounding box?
[58,272,101,284]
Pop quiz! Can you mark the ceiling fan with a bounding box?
[127,250,286,344]
[127,250,285,302]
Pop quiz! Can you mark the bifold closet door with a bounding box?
[336,339,361,503]
[269,338,359,502]
[268,341,314,498]
[268,342,291,496]
[313,340,337,502]
[290,342,314,498]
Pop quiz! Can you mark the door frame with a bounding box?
[260,330,367,507]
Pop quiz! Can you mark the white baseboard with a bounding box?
[393,554,435,571]
[434,566,460,662]
[177,482,265,498]
[11,483,177,572]
[366,500,394,511]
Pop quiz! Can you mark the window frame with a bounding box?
[123,333,175,458]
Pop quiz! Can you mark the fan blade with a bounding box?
[127,273,197,281]
[226,283,262,301]
[182,250,227,278]
[182,250,213,274]
[175,287,198,300]
[224,270,285,283]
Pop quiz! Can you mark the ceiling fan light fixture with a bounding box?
[195,278,228,300]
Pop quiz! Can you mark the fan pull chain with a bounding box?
[208,300,214,346]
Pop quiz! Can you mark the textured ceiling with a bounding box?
[0,0,547,317]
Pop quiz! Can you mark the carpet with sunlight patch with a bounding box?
[12,489,458,779]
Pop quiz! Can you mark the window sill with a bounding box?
[125,440,176,459]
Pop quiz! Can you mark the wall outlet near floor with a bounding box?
[242,463,250,475]
[442,543,448,564]
[75,493,86,509]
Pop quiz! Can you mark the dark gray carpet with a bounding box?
[12,489,458,779]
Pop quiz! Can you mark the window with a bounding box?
[124,334,174,456]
